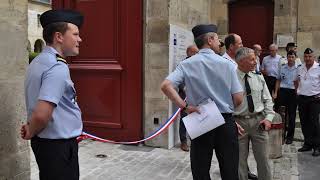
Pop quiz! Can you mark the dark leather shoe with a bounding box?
[312,149,320,156]
[285,139,293,144]
[248,171,258,180]
[180,142,189,152]
[298,146,312,152]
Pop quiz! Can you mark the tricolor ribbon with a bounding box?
[77,107,182,144]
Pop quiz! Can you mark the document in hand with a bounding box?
[182,100,225,139]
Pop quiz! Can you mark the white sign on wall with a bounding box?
[169,24,194,73]
[276,34,294,48]
[168,24,194,148]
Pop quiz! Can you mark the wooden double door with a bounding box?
[229,0,274,57]
[53,0,143,141]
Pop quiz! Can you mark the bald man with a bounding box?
[253,44,262,72]
[223,33,243,68]
[186,45,199,57]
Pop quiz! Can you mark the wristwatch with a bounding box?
[182,102,189,112]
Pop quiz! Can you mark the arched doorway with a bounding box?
[228,0,274,56]
[34,39,45,53]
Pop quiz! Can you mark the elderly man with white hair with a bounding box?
[233,47,275,180]
[261,43,282,97]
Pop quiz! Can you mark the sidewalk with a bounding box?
[31,134,304,180]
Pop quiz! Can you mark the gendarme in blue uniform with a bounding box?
[277,63,300,89]
[25,46,82,139]
[166,48,243,113]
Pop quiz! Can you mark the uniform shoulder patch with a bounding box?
[254,70,261,75]
[56,54,67,64]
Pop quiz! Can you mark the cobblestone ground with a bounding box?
[30,133,304,180]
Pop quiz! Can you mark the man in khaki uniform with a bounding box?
[234,47,275,180]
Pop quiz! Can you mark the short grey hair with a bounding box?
[194,32,216,49]
[269,43,278,49]
[235,47,254,61]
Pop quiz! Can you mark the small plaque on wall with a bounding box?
[276,34,294,47]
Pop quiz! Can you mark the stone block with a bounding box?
[144,43,169,70]
[146,0,169,19]
[217,19,228,34]
[274,0,292,17]
[146,19,169,43]
[274,16,297,34]
[297,32,312,58]
[144,68,169,99]
[144,98,170,148]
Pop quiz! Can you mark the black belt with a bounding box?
[31,135,77,142]
[299,95,320,99]
[233,112,263,119]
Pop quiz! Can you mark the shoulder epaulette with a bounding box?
[254,70,261,75]
[56,54,67,64]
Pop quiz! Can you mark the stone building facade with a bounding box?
[1,0,320,179]
[28,0,51,53]
[0,1,29,179]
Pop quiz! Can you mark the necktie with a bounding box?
[244,74,255,112]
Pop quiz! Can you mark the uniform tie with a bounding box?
[244,74,254,112]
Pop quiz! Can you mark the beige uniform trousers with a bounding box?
[235,114,271,180]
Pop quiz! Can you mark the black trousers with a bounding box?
[298,95,320,149]
[278,88,297,140]
[190,114,239,180]
[31,136,79,180]
[179,111,188,143]
[265,76,280,111]
[264,76,277,95]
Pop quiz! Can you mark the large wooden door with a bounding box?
[53,0,142,141]
[229,0,274,56]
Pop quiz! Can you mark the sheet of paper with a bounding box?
[182,100,225,140]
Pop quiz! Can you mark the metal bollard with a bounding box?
[268,112,283,159]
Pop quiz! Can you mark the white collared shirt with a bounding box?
[223,52,237,69]
[296,62,320,96]
[261,54,282,77]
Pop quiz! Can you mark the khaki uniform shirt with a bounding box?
[234,70,275,122]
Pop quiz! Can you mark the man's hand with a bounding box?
[20,123,34,140]
[259,119,272,131]
[185,105,200,114]
[236,122,245,136]
[272,91,277,99]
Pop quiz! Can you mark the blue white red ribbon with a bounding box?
[77,107,182,144]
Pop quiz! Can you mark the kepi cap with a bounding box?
[40,9,84,28]
[286,42,297,48]
[192,24,218,39]
[304,48,313,54]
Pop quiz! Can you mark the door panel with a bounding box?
[229,0,274,57]
[53,0,142,141]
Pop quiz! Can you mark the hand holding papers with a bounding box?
[182,100,225,139]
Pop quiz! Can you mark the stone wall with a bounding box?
[144,0,212,148]
[28,1,51,52]
[144,0,171,148]
[0,1,30,180]
[297,0,320,58]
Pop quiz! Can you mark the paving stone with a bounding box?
[29,131,307,180]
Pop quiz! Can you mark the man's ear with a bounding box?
[207,36,213,46]
[54,32,64,43]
